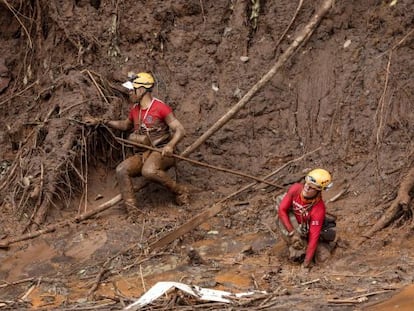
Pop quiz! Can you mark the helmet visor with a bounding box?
[305,175,323,191]
[122,81,134,90]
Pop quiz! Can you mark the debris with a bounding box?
[240,56,249,62]
[123,281,266,310]
[343,39,352,48]
[187,247,205,265]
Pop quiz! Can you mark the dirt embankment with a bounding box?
[0,0,413,310]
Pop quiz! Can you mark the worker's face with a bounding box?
[302,182,320,199]
[129,87,146,103]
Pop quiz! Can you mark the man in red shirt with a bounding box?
[86,72,188,217]
[277,168,336,268]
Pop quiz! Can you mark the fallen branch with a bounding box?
[181,0,334,157]
[326,186,349,203]
[0,194,122,248]
[358,166,414,246]
[327,289,393,304]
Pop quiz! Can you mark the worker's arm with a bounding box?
[106,118,133,132]
[303,204,325,266]
[161,113,185,157]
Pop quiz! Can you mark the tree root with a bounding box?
[358,166,414,246]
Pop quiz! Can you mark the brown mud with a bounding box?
[0,0,413,310]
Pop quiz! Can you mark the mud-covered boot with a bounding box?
[117,173,141,221]
[315,242,332,263]
[174,184,190,206]
[124,199,142,223]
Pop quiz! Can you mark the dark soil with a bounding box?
[0,0,413,310]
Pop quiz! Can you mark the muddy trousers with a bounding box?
[116,151,186,209]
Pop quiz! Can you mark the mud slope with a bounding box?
[0,0,413,310]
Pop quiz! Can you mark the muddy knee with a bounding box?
[116,162,130,178]
[141,165,159,180]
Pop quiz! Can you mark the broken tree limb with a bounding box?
[0,180,152,248]
[358,166,414,246]
[0,194,122,248]
[181,0,334,157]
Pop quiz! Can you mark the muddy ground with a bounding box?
[0,0,413,310]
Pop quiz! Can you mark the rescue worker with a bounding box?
[85,72,189,215]
[276,168,336,269]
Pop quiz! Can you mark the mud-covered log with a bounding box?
[358,166,414,245]
[0,194,122,248]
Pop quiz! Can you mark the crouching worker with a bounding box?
[276,168,337,269]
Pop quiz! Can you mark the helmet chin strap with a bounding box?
[301,190,321,203]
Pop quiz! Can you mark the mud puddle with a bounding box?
[0,224,274,309]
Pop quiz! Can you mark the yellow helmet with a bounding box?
[305,168,332,191]
[131,72,154,89]
[122,72,155,90]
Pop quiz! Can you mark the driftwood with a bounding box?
[181,0,334,157]
[358,166,414,246]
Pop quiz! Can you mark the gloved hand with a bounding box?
[161,144,174,157]
[289,231,305,249]
[301,260,311,271]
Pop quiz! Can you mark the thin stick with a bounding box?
[1,0,33,49]
[139,265,146,292]
[300,278,320,286]
[199,0,206,23]
[87,268,108,298]
[180,0,334,157]
[83,128,89,213]
[327,289,393,304]
[326,186,349,203]
[20,284,36,301]
[274,0,304,49]
[82,70,110,105]
[0,80,38,107]
[375,52,392,145]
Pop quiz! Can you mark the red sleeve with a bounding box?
[156,100,172,120]
[278,184,302,232]
[305,202,326,263]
